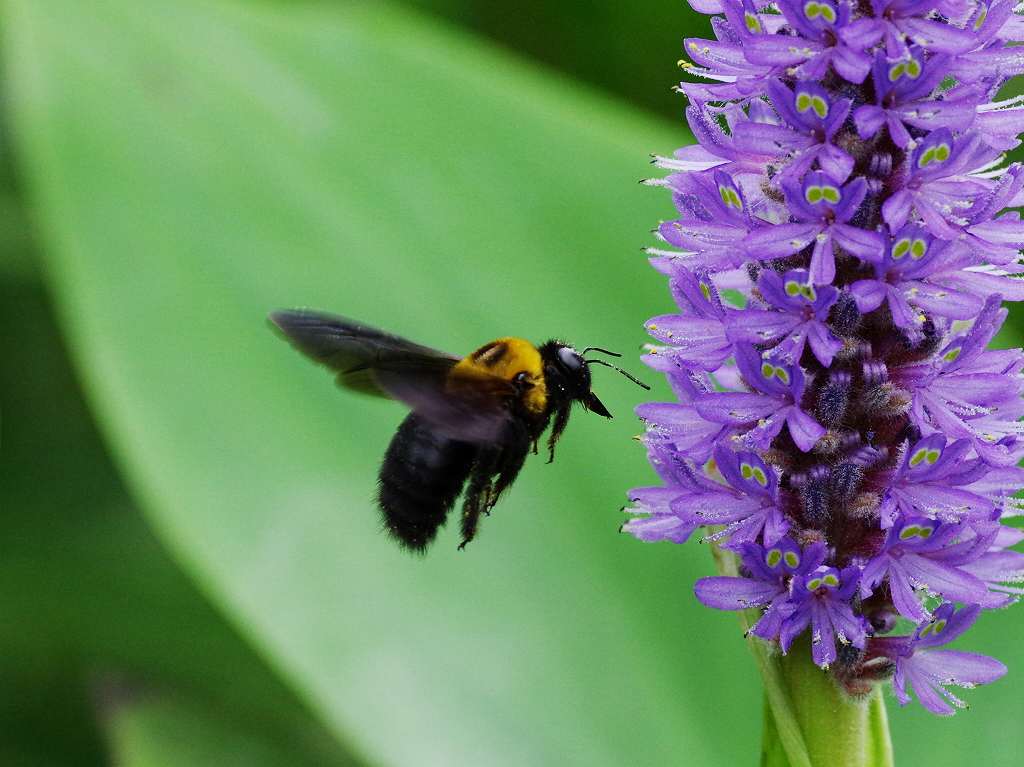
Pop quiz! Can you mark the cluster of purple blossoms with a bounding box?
[625,0,1024,714]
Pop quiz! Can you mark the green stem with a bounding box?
[762,637,893,767]
[710,544,894,767]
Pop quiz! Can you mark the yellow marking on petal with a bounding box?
[900,524,923,540]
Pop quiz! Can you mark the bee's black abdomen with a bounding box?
[377,414,476,551]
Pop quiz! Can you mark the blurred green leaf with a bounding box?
[104,693,332,767]
[0,275,359,765]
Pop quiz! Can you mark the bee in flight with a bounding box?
[270,310,648,552]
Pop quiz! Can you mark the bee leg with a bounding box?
[459,450,499,549]
[546,404,572,464]
[489,441,530,510]
[457,491,484,549]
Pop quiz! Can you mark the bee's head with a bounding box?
[544,341,652,417]
[541,341,650,418]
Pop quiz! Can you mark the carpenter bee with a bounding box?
[270,310,648,552]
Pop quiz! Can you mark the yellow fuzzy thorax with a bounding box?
[452,337,547,415]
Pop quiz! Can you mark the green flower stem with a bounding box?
[767,637,893,767]
[710,544,894,767]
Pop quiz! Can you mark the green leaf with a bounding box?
[2,0,767,764]
[0,276,358,765]
[104,694,332,767]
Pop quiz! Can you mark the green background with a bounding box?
[0,0,1020,764]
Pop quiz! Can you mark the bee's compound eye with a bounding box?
[557,347,583,371]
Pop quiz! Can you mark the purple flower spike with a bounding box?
[635,0,1024,715]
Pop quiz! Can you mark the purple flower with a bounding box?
[876,433,995,527]
[848,226,985,327]
[745,170,874,283]
[780,564,866,668]
[881,129,998,239]
[728,268,843,365]
[854,50,978,148]
[860,515,997,621]
[645,266,734,372]
[633,0,1024,715]
[694,344,825,452]
[841,1,979,58]
[897,297,1024,466]
[690,445,791,547]
[747,0,871,83]
[737,80,855,181]
[868,604,1007,715]
[695,538,827,641]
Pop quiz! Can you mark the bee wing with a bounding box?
[270,310,517,444]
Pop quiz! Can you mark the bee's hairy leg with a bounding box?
[546,404,572,464]
[459,449,499,549]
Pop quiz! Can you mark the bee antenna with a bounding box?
[585,358,651,390]
[580,346,622,358]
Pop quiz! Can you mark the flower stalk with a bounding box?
[627,0,1024,759]
[714,542,892,767]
